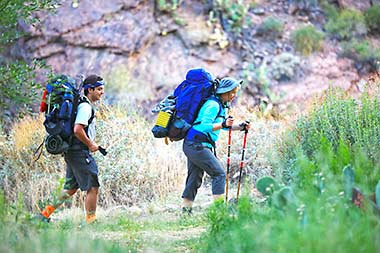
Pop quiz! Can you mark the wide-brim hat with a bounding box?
[215,77,243,94]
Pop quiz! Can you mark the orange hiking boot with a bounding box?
[86,213,97,224]
[35,205,55,222]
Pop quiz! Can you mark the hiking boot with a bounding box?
[86,213,97,224]
[34,213,51,223]
[182,207,193,216]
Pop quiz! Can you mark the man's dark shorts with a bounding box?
[63,150,100,191]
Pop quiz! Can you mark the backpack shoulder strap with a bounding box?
[207,96,225,120]
[193,96,224,126]
[78,98,95,125]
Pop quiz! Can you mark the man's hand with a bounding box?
[89,143,98,153]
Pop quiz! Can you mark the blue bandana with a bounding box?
[83,80,105,89]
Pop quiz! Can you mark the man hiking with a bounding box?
[181,77,250,214]
[38,74,105,224]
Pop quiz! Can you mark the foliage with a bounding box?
[270,53,300,81]
[0,0,57,49]
[320,1,339,21]
[324,8,367,41]
[275,85,380,189]
[291,25,324,56]
[341,39,380,72]
[364,5,380,35]
[0,60,52,129]
[213,0,252,33]
[256,16,284,39]
[0,1,56,131]
[156,0,182,13]
[201,191,380,253]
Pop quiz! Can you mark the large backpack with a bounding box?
[39,75,94,155]
[151,68,221,141]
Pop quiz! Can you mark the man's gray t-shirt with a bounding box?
[75,97,96,141]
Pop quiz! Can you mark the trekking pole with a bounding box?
[236,128,248,202]
[225,127,232,203]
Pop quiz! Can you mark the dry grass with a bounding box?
[0,104,186,211]
[0,101,285,212]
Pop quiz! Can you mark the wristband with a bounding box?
[222,120,228,128]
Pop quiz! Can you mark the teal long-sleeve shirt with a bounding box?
[192,96,228,147]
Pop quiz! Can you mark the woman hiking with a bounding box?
[181,77,250,214]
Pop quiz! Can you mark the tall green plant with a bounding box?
[0,0,57,49]
[0,1,56,129]
[277,87,380,189]
[201,192,379,253]
[213,0,251,33]
[364,5,380,35]
[0,60,47,122]
[325,9,367,40]
[291,25,324,55]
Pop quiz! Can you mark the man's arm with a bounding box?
[73,124,98,152]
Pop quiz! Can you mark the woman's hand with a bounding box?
[239,120,250,131]
[222,116,234,128]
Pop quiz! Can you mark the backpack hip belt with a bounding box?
[186,128,215,148]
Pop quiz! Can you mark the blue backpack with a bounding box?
[151,68,221,141]
[39,75,94,154]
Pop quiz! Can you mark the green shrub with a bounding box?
[270,53,300,81]
[256,17,283,38]
[0,60,46,128]
[276,87,380,188]
[364,5,380,34]
[291,25,324,55]
[156,0,182,12]
[0,1,55,131]
[201,191,379,253]
[321,2,339,21]
[341,39,380,71]
[213,0,251,32]
[325,9,367,40]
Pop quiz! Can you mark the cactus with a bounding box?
[376,180,380,207]
[272,187,297,210]
[256,176,280,196]
[343,165,354,200]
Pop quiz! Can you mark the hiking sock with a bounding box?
[86,212,96,224]
[41,205,56,218]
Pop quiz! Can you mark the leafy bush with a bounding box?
[256,17,284,39]
[0,1,55,131]
[341,39,380,72]
[325,9,367,40]
[291,25,324,55]
[270,53,300,81]
[156,0,182,12]
[276,86,380,188]
[320,1,339,21]
[364,5,380,35]
[0,0,56,48]
[213,0,251,33]
[201,191,379,253]
[0,60,49,129]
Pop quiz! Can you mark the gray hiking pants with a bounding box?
[182,140,226,201]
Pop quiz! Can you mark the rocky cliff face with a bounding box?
[21,0,238,103]
[17,0,376,110]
